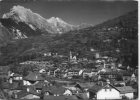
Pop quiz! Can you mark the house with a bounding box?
[46,68,59,77]
[49,68,57,76]
[61,71,68,78]
[116,86,135,99]
[39,69,46,74]
[98,70,119,80]
[75,82,95,91]
[23,71,44,85]
[43,52,52,57]
[54,68,61,77]
[63,89,73,96]
[33,81,49,94]
[54,70,61,78]
[67,69,80,78]
[12,73,23,81]
[63,84,82,94]
[113,81,126,87]
[43,85,73,96]
[82,69,94,78]
[87,80,121,99]
[43,86,66,96]
[46,69,50,76]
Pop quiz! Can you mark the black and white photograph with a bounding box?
[0,0,138,100]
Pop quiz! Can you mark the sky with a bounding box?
[0,0,138,26]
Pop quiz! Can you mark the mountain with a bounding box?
[0,5,91,41]
[2,5,78,34]
[47,17,75,34]
[0,9,138,68]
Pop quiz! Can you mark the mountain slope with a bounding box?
[48,9,138,67]
[0,10,138,67]
[0,18,46,39]
[0,22,13,46]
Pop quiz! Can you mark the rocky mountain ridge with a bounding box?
[2,5,91,35]
[0,5,91,40]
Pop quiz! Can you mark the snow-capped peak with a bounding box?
[3,5,29,22]
[47,17,65,23]
[47,17,72,27]
[47,17,59,26]
[2,5,90,34]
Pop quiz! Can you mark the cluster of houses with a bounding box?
[0,70,137,100]
[0,51,138,100]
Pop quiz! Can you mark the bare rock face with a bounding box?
[0,22,12,45]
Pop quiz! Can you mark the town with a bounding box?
[0,50,138,100]
[0,0,138,100]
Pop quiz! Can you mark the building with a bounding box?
[33,81,49,94]
[116,86,135,99]
[63,84,82,94]
[88,80,121,99]
[23,71,44,85]
[75,82,95,91]
[67,69,80,78]
[98,70,119,80]
[69,51,77,63]
[12,73,23,81]
[46,68,60,77]
[39,68,46,74]
[43,86,70,96]
[82,69,94,78]
[113,81,126,87]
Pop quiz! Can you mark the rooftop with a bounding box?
[43,86,66,95]
[24,71,44,81]
[116,86,135,93]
